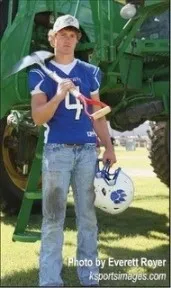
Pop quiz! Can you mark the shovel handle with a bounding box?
[39,62,111,120]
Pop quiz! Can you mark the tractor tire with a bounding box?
[148,121,170,187]
[0,117,40,214]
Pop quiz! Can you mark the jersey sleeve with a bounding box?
[28,68,49,96]
[89,66,102,95]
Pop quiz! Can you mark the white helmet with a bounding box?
[94,160,134,215]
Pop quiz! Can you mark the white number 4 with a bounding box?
[65,86,83,120]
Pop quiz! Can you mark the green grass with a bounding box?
[100,146,154,169]
[1,147,170,287]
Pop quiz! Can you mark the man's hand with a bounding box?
[102,148,117,166]
[56,79,76,102]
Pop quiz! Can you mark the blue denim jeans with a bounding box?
[39,143,99,286]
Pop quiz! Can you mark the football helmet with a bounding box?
[94,159,134,214]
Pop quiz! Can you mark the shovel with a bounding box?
[6,50,111,120]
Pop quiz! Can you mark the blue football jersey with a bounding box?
[28,59,102,144]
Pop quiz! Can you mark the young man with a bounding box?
[28,14,116,287]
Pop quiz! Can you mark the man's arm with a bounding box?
[31,79,76,126]
[91,93,117,165]
[31,93,62,125]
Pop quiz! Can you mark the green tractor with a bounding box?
[0,0,169,213]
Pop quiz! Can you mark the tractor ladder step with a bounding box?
[25,192,42,199]
[12,231,41,242]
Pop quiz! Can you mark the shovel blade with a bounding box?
[4,55,36,78]
[4,50,54,79]
[33,50,54,60]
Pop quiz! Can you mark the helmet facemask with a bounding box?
[94,159,134,215]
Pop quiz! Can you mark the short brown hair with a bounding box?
[48,26,81,48]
